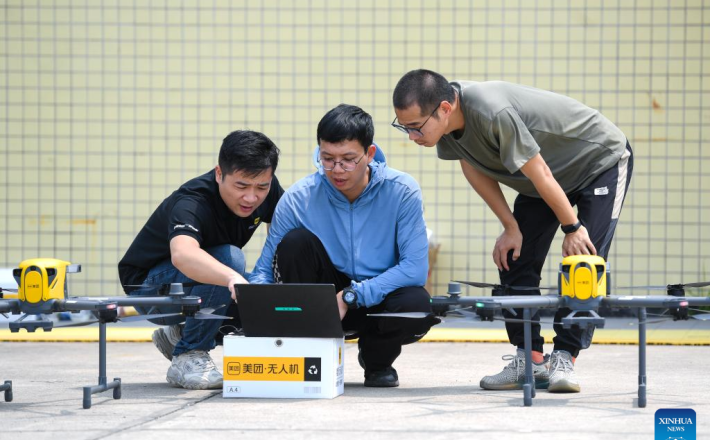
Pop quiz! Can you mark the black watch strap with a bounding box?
[561,220,582,234]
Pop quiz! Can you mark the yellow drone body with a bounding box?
[13,258,80,304]
[559,255,608,301]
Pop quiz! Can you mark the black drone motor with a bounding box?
[475,306,496,322]
[666,285,689,321]
[97,304,119,323]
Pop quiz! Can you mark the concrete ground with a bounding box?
[0,339,707,440]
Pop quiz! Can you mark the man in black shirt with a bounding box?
[118,130,283,390]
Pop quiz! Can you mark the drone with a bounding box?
[372,255,710,408]
[0,258,230,409]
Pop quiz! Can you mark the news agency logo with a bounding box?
[655,408,695,440]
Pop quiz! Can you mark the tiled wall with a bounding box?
[2,0,709,296]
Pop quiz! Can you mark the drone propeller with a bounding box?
[54,311,231,326]
[445,308,480,319]
[454,281,498,289]
[200,304,229,315]
[367,312,431,319]
[55,320,101,328]
[0,287,18,294]
[619,281,710,290]
[682,281,710,288]
[454,280,557,291]
[55,303,232,326]
[643,307,710,323]
[123,281,202,290]
[120,309,230,322]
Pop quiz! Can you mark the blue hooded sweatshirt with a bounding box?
[249,150,429,308]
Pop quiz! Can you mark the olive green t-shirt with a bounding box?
[437,81,627,197]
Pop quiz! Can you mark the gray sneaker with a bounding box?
[548,350,580,393]
[166,350,223,390]
[152,324,184,361]
[480,349,550,390]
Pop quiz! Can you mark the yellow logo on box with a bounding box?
[224,357,306,382]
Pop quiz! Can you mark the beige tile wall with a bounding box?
[1,0,709,297]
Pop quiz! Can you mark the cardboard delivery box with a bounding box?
[224,283,346,399]
[223,335,345,399]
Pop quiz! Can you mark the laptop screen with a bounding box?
[234,284,344,338]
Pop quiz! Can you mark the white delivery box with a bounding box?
[223,335,345,399]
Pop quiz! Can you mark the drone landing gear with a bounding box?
[518,306,649,408]
[637,307,647,408]
[1,380,12,402]
[82,321,121,409]
[522,308,535,407]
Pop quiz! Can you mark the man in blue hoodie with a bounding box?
[249,104,436,387]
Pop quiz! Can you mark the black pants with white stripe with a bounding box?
[273,228,436,374]
[502,142,634,357]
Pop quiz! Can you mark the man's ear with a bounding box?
[215,165,222,182]
[367,144,377,161]
[440,100,453,117]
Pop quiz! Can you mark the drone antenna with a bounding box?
[169,283,185,296]
[447,282,461,297]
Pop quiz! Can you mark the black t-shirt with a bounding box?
[118,169,284,289]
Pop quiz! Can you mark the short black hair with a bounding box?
[218,130,280,179]
[393,69,456,116]
[317,104,374,152]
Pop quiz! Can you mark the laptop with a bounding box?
[234,284,344,338]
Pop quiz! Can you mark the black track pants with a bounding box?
[274,228,436,373]
[502,143,634,357]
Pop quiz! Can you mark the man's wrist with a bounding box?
[502,221,520,232]
[561,220,582,235]
[342,286,359,309]
[227,272,246,285]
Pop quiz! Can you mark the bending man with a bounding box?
[392,70,633,393]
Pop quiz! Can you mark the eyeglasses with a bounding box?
[319,152,367,171]
[391,105,439,137]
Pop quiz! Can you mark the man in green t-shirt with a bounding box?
[392,69,633,393]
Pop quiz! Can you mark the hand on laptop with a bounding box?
[228,273,248,302]
[336,290,348,320]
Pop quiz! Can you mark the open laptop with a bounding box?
[234,284,344,338]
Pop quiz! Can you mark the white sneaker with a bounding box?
[166,350,223,390]
[548,350,580,393]
[152,324,184,361]
[480,349,550,390]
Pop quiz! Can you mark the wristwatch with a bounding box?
[342,287,359,310]
[561,220,582,235]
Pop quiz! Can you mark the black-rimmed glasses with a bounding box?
[319,152,367,171]
[391,105,439,137]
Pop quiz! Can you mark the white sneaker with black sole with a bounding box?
[166,350,223,390]
[480,349,550,390]
[548,350,580,393]
[152,324,184,361]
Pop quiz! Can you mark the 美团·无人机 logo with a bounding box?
[655,408,696,440]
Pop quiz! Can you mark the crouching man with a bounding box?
[249,104,438,387]
[118,130,283,389]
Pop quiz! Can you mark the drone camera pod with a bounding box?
[559,255,607,304]
[12,258,80,304]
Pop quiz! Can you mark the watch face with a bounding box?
[344,291,356,304]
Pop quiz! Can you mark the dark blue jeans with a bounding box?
[129,245,246,357]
